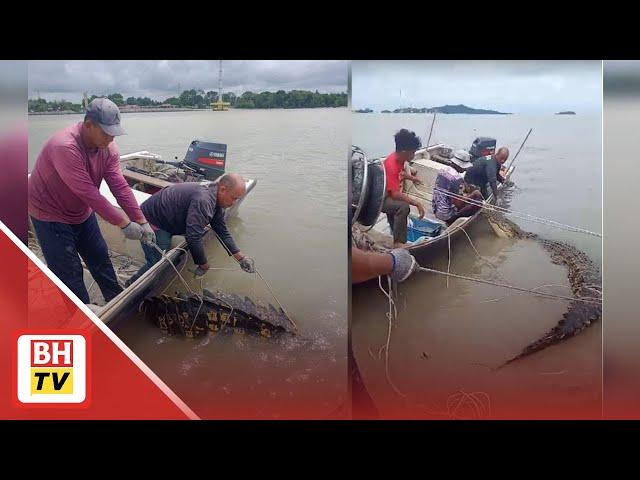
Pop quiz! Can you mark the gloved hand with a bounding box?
[121,221,143,240]
[389,248,419,282]
[192,265,209,279]
[239,257,255,273]
[140,222,156,246]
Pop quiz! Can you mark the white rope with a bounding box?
[446,229,451,288]
[433,187,602,238]
[211,230,298,331]
[149,244,245,335]
[151,243,200,298]
[417,266,601,305]
[377,275,405,398]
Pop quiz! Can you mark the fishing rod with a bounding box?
[426,111,437,147]
[506,128,533,172]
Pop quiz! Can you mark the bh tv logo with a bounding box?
[15,333,89,405]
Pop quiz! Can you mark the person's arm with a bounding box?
[210,208,241,258]
[185,199,211,267]
[497,165,507,183]
[103,150,146,224]
[352,246,419,283]
[50,144,128,226]
[352,247,393,283]
[389,190,425,217]
[399,170,422,185]
[485,160,499,199]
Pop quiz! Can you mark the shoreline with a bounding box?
[28,106,348,116]
[28,108,209,115]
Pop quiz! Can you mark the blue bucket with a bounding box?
[406,216,443,242]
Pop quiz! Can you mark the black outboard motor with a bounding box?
[182,140,227,181]
[469,137,496,162]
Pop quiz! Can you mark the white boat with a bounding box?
[27,140,257,327]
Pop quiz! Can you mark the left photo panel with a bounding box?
[6,60,350,419]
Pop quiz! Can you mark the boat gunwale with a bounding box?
[358,151,515,254]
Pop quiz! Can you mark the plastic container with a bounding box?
[406,217,443,242]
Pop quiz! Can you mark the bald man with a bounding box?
[125,173,254,286]
[464,146,510,200]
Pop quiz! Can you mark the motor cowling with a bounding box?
[182,140,227,181]
[469,137,496,161]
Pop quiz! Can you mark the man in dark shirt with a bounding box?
[125,173,254,286]
[464,147,510,200]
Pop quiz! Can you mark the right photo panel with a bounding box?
[350,60,603,419]
[603,61,640,419]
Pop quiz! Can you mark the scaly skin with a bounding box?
[140,289,294,338]
[485,210,602,367]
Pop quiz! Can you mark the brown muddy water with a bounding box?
[352,113,602,419]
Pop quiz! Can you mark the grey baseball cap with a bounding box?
[85,98,126,136]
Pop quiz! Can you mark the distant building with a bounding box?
[211,100,230,111]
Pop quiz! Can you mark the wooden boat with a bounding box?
[352,143,515,265]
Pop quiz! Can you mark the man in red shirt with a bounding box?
[382,129,425,247]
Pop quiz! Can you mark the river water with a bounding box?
[352,113,602,419]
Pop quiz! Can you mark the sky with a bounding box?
[28,60,348,102]
[352,61,602,114]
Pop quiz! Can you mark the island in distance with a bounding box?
[556,111,576,115]
[357,104,510,114]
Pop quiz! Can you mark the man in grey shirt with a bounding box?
[125,173,255,286]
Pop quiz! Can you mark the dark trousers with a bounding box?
[31,213,123,304]
[125,228,173,287]
[382,197,410,244]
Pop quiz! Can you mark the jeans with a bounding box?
[31,213,123,304]
[125,228,173,287]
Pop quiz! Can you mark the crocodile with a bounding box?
[140,288,294,339]
[484,210,602,367]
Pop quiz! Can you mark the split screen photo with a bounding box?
[8,59,638,419]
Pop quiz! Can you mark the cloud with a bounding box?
[29,60,348,101]
[352,60,602,114]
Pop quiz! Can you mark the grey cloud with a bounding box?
[29,60,348,101]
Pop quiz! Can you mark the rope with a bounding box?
[151,243,199,298]
[377,275,405,398]
[417,266,601,305]
[459,226,507,282]
[433,187,602,238]
[446,229,451,288]
[211,230,298,331]
[149,244,244,336]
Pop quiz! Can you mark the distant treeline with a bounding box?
[28,89,347,112]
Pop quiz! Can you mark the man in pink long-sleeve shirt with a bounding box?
[28,98,155,305]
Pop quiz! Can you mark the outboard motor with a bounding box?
[182,140,227,181]
[469,137,496,162]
